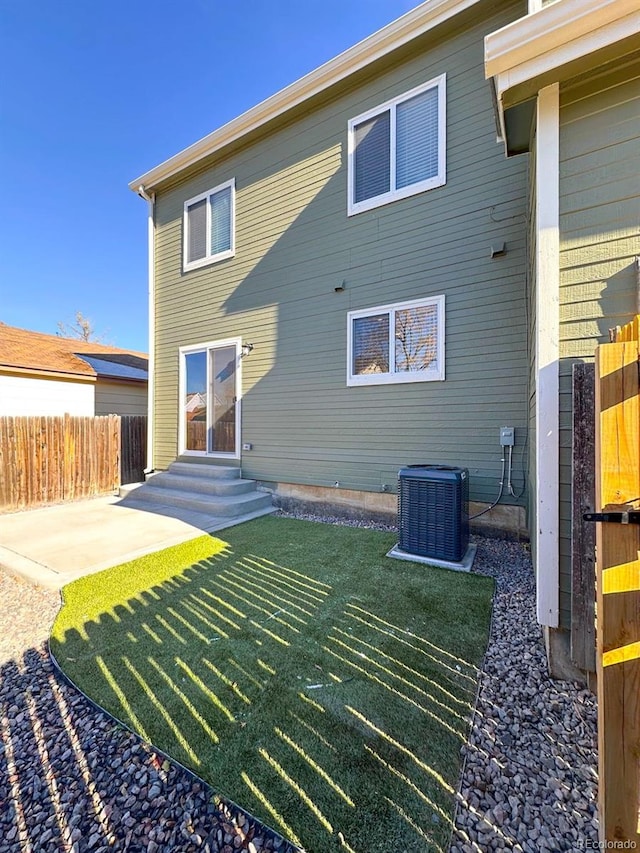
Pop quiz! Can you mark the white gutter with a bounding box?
[137,185,155,475]
[129,0,483,192]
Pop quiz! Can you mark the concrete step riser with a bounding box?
[150,473,255,497]
[134,488,272,519]
[167,463,240,480]
[120,501,277,533]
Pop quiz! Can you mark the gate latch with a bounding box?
[583,511,640,524]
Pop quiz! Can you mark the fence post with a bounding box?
[594,338,640,844]
[571,363,596,672]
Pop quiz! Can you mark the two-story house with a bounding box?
[129,0,639,679]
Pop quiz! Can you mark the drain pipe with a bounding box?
[137,185,155,476]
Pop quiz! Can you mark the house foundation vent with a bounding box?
[398,465,469,562]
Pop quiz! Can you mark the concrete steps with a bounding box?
[119,461,275,529]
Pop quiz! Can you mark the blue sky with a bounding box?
[0,0,417,352]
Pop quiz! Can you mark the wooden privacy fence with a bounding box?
[0,414,147,512]
[593,317,640,844]
[120,415,147,486]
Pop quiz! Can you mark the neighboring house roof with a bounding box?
[129,0,483,192]
[0,323,148,382]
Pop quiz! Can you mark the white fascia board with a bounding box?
[485,0,640,84]
[130,0,482,192]
[535,83,560,629]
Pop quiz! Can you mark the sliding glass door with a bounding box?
[181,340,240,457]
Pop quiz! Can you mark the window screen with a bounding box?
[352,313,390,375]
[210,186,232,256]
[396,87,439,190]
[354,112,391,204]
[187,199,207,264]
[395,303,438,372]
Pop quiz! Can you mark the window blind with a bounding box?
[210,186,232,255]
[396,87,439,190]
[353,313,390,375]
[354,111,391,204]
[187,199,207,263]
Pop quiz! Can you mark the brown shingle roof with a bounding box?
[0,323,148,379]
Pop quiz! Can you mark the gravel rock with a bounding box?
[0,570,298,853]
[449,536,599,852]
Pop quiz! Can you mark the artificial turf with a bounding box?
[51,515,494,853]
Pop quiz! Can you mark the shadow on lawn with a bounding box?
[51,545,488,853]
[0,645,286,853]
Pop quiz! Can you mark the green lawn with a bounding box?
[51,516,493,853]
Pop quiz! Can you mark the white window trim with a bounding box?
[183,178,236,272]
[347,295,445,387]
[347,74,446,217]
[178,337,243,460]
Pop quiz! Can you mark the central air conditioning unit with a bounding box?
[398,465,469,562]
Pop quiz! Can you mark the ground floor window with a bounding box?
[347,295,445,386]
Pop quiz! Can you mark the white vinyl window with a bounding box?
[347,295,445,386]
[347,75,446,216]
[183,178,235,271]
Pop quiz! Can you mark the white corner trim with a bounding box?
[130,0,483,192]
[535,83,560,629]
[485,0,639,83]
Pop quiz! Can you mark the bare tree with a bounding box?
[395,306,437,372]
[57,311,107,343]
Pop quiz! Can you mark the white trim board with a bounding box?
[534,83,560,629]
[130,0,484,192]
[485,0,640,99]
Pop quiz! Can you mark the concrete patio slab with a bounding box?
[0,495,263,590]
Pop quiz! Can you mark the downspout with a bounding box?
[137,185,155,475]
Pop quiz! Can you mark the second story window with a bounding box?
[347,75,446,216]
[183,178,235,271]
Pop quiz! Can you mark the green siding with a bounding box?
[152,0,530,507]
[557,54,640,628]
[95,382,147,416]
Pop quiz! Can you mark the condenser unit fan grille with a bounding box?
[398,465,469,562]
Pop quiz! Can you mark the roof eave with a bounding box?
[130,0,483,192]
[485,0,639,99]
[484,0,640,154]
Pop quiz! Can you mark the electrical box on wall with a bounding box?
[500,426,515,446]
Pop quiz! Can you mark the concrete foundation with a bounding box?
[543,626,589,685]
[387,542,478,572]
[259,480,527,539]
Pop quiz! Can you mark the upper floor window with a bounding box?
[347,295,445,386]
[183,178,235,271]
[347,75,446,216]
